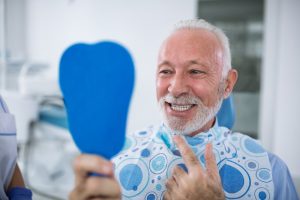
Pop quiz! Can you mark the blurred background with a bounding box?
[0,0,299,199]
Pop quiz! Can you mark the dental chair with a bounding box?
[217,96,235,129]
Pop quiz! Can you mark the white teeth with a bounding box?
[171,104,193,112]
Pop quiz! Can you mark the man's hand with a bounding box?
[164,136,225,200]
[69,154,121,200]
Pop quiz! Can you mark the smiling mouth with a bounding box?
[167,103,196,112]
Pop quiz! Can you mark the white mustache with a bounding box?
[162,94,200,105]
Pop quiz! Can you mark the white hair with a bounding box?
[173,19,231,77]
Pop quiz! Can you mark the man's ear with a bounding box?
[223,68,238,98]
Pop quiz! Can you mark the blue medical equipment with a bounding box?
[217,95,235,129]
[7,187,32,200]
[59,41,135,159]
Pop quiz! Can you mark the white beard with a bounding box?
[158,92,223,136]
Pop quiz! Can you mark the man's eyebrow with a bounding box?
[187,60,209,68]
[158,61,172,68]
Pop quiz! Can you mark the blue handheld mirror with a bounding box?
[59,41,135,159]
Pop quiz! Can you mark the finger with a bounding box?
[204,143,219,178]
[69,176,121,200]
[85,176,121,198]
[165,177,177,192]
[172,165,186,187]
[163,190,172,200]
[173,135,202,171]
[69,187,85,200]
[73,154,114,185]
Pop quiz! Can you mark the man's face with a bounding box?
[156,29,226,135]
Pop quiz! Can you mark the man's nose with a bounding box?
[168,75,189,97]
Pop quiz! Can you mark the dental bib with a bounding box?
[112,121,274,200]
[59,41,134,158]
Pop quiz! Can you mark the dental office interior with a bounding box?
[1,0,299,199]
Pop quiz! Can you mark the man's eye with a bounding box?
[190,69,205,74]
[159,70,172,74]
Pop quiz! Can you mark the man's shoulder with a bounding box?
[267,152,287,169]
[267,151,293,180]
[267,152,299,200]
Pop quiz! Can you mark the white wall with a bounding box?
[25,0,197,133]
[6,0,26,61]
[260,0,300,182]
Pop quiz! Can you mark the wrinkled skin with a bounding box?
[156,29,237,136]
[163,136,225,200]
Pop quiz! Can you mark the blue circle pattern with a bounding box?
[246,160,259,171]
[241,136,267,157]
[150,154,167,174]
[259,170,270,180]
[119,164,143,191]
[115,158,149,198]
[256,168,272,183]
[255,188,270,200]
[113,126,274,199]
[259,191,267,200]
[156,184,162,191]
[186,137,204,146]
[248,162,256,169]
[218,160,251,199]
[141,149,151,158]
[145,192,157,200]
[244,138,265,154]
[220,164,245,193]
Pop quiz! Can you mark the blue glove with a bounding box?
[7,187,32,200]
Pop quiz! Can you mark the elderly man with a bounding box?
[69,19,299,200]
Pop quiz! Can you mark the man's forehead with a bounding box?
[159,29,222,55]
[157,29,224,74]
[158,29,223,65]
[166,28,219,45]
